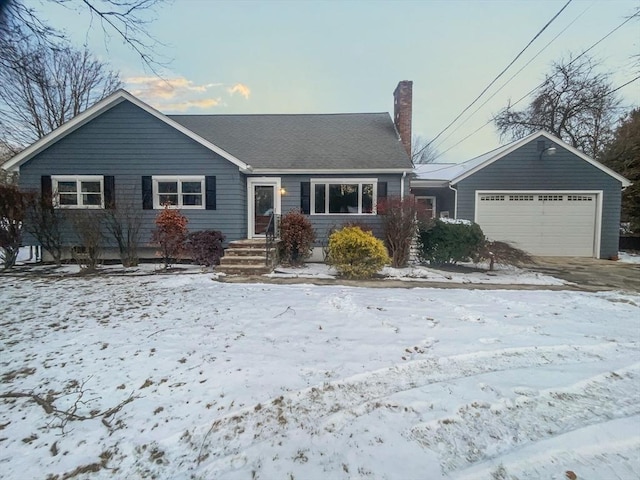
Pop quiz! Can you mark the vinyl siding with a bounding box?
[410,186,456,218]
[454,139,623,258]
[19,100,246,246]
[249,173,404,245]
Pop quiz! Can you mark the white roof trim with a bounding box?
[411,179,450,188]
[2,89,249,172]
[450,130,631,187]
[251,168,412,175]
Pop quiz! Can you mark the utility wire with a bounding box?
[413,0,573,159]
[431,9,640,161]
[432,2,593,152]
[431,74,640,162]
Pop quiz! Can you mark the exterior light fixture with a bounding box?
[279,187,286,195]
[538,140,557,159]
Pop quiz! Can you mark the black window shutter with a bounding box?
[377,182,387,200]
[104,175,115,209]
[142,176,153,210]
[41,176,52,201]
[205,176,216,210]
[300,182,310,214]
[377,181,387,215]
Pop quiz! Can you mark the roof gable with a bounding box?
[2,90,249,172]
[450,131,630,186]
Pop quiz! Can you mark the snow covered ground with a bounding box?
[1,274,639,480]
[619,251,640,264]
[272,262,567,285]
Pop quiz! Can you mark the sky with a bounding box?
[39,0,639,163]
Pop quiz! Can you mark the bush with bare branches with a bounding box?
[477,240,534,271]
[70,212,105,271]
[26,194,65,266]
[378,195,430,268]
[103,192,142,267]
[0,184,30,269]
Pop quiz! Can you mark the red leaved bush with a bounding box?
[278,209,315,266]
[185,230,225,267]
[151,206,189,268]
[378,195,431,268]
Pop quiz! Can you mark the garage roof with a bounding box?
[414,131,631,187]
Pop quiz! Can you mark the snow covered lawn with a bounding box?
[1,274,639,479]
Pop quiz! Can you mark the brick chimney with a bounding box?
[393,80,413,159]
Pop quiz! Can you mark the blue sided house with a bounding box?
[3,80,629,265]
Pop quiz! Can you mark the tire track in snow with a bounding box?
[175,342,637,474]
[408,364,640,474]
[451,418,640,480]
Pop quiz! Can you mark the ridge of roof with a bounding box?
[169,112,390,118]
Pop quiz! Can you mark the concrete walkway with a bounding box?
[525,257,640,293]
[218,257,640,294]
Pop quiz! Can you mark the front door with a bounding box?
[248,178,281,238]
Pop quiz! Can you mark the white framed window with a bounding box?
[310,178,377,215]
[52,175,104,209]
[152,176,205,209]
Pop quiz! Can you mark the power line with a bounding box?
[413,0,573,159]
[431,9,640,160]
[431,74,640,162]
[432,2,593,152]
[508,9,639,111]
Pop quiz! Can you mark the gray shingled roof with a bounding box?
[168,113,412,170]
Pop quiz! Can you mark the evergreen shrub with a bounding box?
[327,226,389,279]
[417,219,484,265]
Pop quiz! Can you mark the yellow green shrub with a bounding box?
[327,226,390,279]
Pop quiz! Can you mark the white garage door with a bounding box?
[475,192,598,257]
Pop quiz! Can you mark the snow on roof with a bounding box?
[414,142,513,182]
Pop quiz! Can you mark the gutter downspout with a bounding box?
[448,183,458,218]
[400,171,407,197]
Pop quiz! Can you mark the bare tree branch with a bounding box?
[412,135,439,164]
[494,55,623,159]
[0,0,167,74]
[0,41,122,150]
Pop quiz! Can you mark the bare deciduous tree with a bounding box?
[0,0,164,73]
[411,135,439,164]
[0,42,122,150]
[494,55,622,159]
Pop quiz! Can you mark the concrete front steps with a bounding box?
[217,239,279,275]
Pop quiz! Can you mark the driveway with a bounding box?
[527,257,640,293]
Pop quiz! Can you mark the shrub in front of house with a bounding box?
[0,184,30,270]
[417,219,484,265]
[69,211,105,272]
[378,195,432,268]
[476,240,533,271]
[327,226,390,279]
[186,230,225,267]
[151,206,189,269]
[278,209,315,266]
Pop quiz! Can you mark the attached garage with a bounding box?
[475,191,600,256]
[411,131,630,259]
